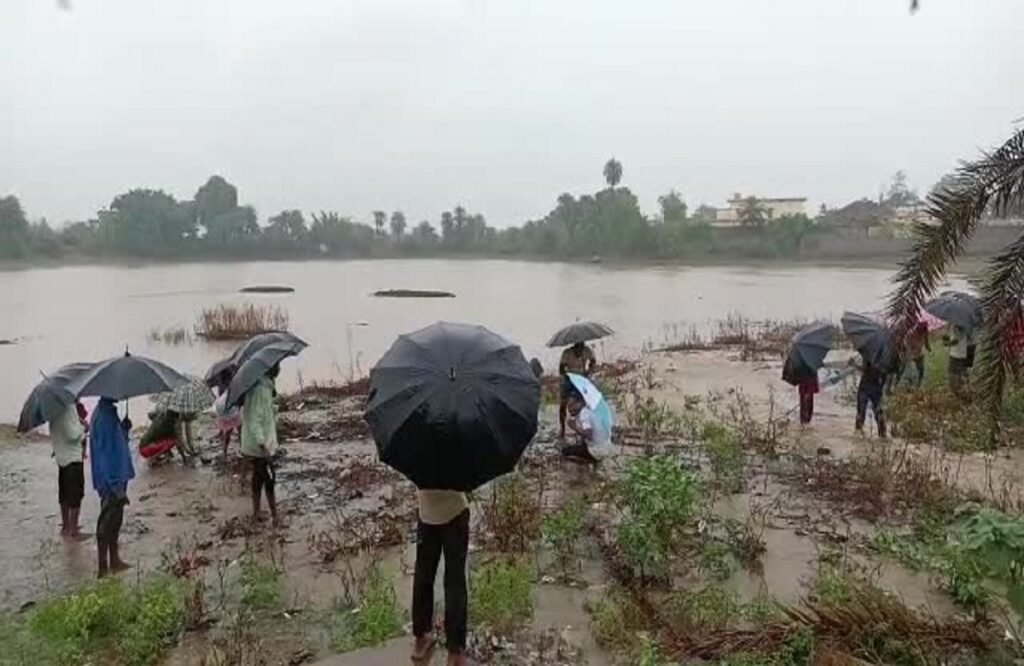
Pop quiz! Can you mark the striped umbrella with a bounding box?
[152,375,215,415]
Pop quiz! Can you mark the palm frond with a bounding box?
[886,128,1024,340]
[975,231,1024,436]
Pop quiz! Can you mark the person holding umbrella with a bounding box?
[854,357,888,439]
[561,374,614,463]
[904,320,932,388]
[783,323,837,427]
[366,322,540,665]
[239,364,281,526]
[90,397,136,576]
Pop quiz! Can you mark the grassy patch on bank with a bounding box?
[195,303,289,340]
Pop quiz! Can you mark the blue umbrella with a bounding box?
[566,372,613,434]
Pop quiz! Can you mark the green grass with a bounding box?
[469,558,534,631]
[703,422,744,493]
[3,576,186,666]
[239,552,282,610]
[329,565,404,652]
[540,498,586,577]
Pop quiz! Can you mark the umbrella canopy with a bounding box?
[783,322,838,386]
[924,291,983,333]
[224,339,306,408]
[65,352,190,401]
[17,363,93,433]
[365,321,541,492]
[204,332,307,387]
[566,372,613,434]
[546,321,614,348]
[153,375,215,414]
[841,311,893,365]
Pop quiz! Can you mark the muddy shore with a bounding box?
[2,347,1022,664]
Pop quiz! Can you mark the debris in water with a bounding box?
[240,285,295,293]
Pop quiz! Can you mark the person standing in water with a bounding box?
[855,358,887,438]
[904,320,932,388]
[797,372,819,425]
[50,402,87,538]
[90,397,135,577]
[240,364,281,526]
[558,341,596,439]
[411,488,469,666]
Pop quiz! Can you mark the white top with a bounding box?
[50,405,85,467]
[578,407,614,459]
[949,326,970,360]
[417,490,468,525]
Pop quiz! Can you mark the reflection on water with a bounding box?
[0,259,959,421]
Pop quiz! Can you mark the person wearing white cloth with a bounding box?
[561,390,614,463]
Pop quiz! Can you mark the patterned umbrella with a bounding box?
[152,375,214,415]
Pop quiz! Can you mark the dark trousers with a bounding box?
[97,492,127,544]
[856,380,886,437]
[250,457,276,495]
[58,462,85,509]
[560,442,597,463]
[799,393,814,424]
[413,509,469,651]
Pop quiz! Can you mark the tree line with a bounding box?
[0,160,939,263]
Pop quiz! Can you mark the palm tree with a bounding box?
[887,127,1024,435]
[737,196,767,228]
[372,210,386,236]
[390,210,407,239]
[603,158,623,189]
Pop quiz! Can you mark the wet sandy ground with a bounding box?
[1,349,1019,663]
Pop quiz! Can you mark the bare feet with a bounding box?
[411,634,435,661]
[447,651,469,666]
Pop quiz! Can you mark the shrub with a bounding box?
[585,586,648,653]
[703,422,744,492]
[662,584,740,633]
[479,474,541,554]
[616,456,700,578]
[540,498,586,578]
[195,303,289,340]
[469,558,533,631]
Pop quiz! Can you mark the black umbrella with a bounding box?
[546,321,614,348]
[16,362,94,432]
[841,311,893,365]
[224,339,307,408]
[782,322,838,386]
[365,322,541,491]
[925,291,982,333]
[65,352,189,401]
[204,332,307,387]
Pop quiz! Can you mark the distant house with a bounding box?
[715,193,808,227]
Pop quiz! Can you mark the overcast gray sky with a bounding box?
[2,0,1022,227]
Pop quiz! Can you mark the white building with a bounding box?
[715,193,808,227]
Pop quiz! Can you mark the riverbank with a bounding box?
[2,343,1022,664]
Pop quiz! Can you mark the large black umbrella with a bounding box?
[16,362,93,433]
[546,321,614,348]
[204,332,307,387]
[925,291,982,334]
[782,322,838,386]
[841,311,893,365]
[224,339,307,408]
[365,322,541,491]
[65,352,189,401]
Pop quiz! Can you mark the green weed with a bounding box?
[469,558,534,631]
[540,498,586,578]
[239,553,282,610]
[703,422,744,493]
[23,576,184,666]
[662,583,740,633]
[585,586,648,653]
[480,474,541,554]
[616,456,700,579]
[329,564,403,652]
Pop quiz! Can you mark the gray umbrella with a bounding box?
[66,352,190,401]
[783,322,838,385]
[204,332,307,387]
[546,321,614,348]
[225,339,306,408]
[841,311,893,365]
[925,291,982,333]
[17,362,94,432]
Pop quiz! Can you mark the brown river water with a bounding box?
[0,258,969,422]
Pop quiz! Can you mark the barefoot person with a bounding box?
[411,488,470,666]
[50,402,87,538]
[558,341,596,439]
[90,397,135,577]
[240,365,280,526]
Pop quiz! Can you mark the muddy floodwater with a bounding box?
[0,259,969,421]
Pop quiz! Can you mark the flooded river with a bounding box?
[0,259,965,422]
